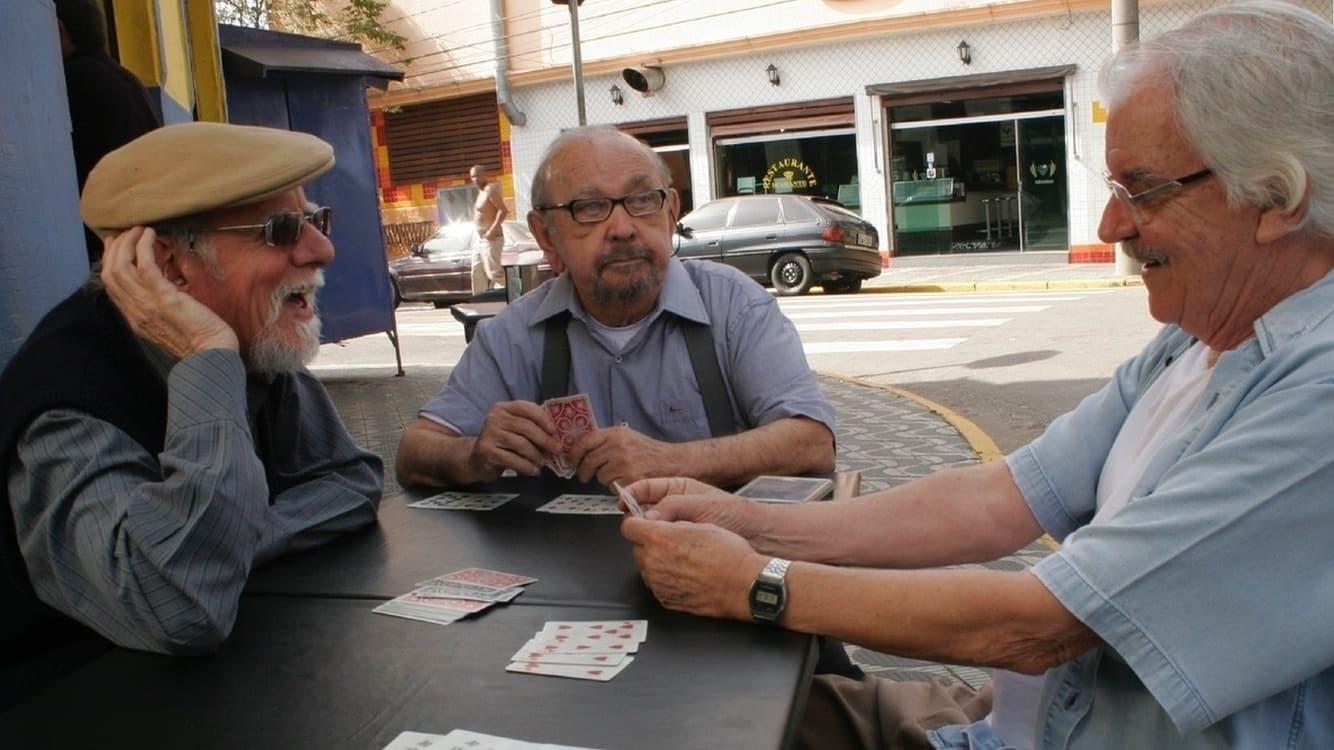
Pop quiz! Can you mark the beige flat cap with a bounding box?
[81,121,335,234]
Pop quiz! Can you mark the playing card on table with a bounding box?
[535,494,621,515]
[373,593,489,626]
[505,656,635,682]
[508,649,628,667]
[543,394,597,478]
[540,619,649,642]
[382,729,599,750]
[406,491,518,511]
[423,567,539,589]
[413,580,523,603]
[514,632,641,656]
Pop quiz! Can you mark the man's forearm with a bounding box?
[746,460,1044,569]
[396,419,486,487]
[777,564,1097,674]
[676,417,834,487]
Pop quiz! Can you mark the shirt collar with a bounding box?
[529,258,711,327]
[1253,268,1334,358]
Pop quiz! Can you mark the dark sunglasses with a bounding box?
[206,206,333,246]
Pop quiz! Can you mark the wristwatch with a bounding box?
[748,557,791,624]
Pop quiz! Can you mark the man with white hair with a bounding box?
[621,2,1334,747]
[0,123,383,657]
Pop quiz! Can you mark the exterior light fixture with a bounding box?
[957,40,972,65]
[610,84,624,105]
[766,63,780,86]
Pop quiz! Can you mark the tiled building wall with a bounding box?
[504,0,1329,257]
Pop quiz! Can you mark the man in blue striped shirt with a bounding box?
[0,123,383,657]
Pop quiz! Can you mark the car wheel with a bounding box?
[824,278,862,294]
[389,278,403,308]
[770,253,813,296]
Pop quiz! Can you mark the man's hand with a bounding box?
[467,401,561,481]
[569,425,681,486]
[100,226,238,359]
[621,516,765,621]
[623,477,765,539]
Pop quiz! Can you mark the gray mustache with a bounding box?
[596,245,653,271]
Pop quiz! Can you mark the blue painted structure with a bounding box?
[219,25,404,352]
[0,0,93,371]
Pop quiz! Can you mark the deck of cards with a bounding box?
[543,394,597,479]
[373,568,537,626]
[506,620,647,682]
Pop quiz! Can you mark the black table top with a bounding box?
[2,597,814,749]
[247,476,654,607]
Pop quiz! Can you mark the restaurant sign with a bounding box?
[762,158,817,192]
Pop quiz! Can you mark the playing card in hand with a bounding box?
[542,394,597,478]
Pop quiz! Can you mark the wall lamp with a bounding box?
[610,84,624,105]
[766,63,780,86]
[957,40,972,65]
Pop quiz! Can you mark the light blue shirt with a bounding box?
[933,270,1334,749]
[420,258,835,442]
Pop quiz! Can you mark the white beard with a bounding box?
[246,271,324,374]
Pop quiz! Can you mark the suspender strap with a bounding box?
[540,313,572,403]
[538,313,735,437]
[681,321,735,438]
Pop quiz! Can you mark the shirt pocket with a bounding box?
[656,396,709,441]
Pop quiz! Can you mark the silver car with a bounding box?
[388,221,552,308]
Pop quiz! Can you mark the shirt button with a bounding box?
[614,356,623,364]
[1063,692,1080,710]
[620,421,629,427]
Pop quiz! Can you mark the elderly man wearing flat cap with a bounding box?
[0,122,383,656]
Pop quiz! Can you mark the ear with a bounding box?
[1255,180,1310,245]
[153,232,190,288]
[667,188,682,226]
[528,210,566,274]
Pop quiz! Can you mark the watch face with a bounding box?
[750,581,785,621]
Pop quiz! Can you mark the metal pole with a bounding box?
[1112,0,1141,275]
[568,1,587,125]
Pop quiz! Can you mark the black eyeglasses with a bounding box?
[1102,169,1212,225]
[535,189,667,225]
[207,206,333,246]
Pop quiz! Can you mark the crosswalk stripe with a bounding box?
[777,294,1094,309]
[802,339,964,353]
[785,306,1045,319]
[795,318,1009,332]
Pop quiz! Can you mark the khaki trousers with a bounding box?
[796,675,993,750]
[471,233,505,294]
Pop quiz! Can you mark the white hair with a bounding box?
[1100,0,1334,237]
[529,125,672,209]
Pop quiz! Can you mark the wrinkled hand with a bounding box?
[100,226,238,359]
[569,425,680,487]
[621,516,764,620]
[625,477,763,538]
[468,400,560,481]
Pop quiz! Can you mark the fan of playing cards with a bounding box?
[373,568,537,626]
[544,394,596,479]
[507,620,647,682]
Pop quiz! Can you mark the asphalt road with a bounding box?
[313,284,1160,455]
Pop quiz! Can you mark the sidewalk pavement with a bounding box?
[320,253,1101,686]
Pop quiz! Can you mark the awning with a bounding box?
[219,24,403,88]
[865,65,1075,98]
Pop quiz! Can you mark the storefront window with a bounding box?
[714,129,860,212]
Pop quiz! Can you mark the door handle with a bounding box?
[707,241,719,246]
[764,234,778,240]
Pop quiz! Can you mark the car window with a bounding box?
[729,198,781,228]
[814,201,865,221]
[779,197,821,222]
[681,200,734,232]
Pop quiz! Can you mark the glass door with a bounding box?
[1015,116,1068,250]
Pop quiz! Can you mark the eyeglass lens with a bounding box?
[569,190,665,223]
[268,207,332,245]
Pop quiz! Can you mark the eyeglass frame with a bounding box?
[534,188,669,225]
[203,205,334,247]
[1102,168,1213,224]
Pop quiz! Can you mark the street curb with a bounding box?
[822,373,1062,551]
[823,373,1004,463]
[856,277,1144,294]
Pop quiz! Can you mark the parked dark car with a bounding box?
[674,195,881,295]
[389,221,553,308]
